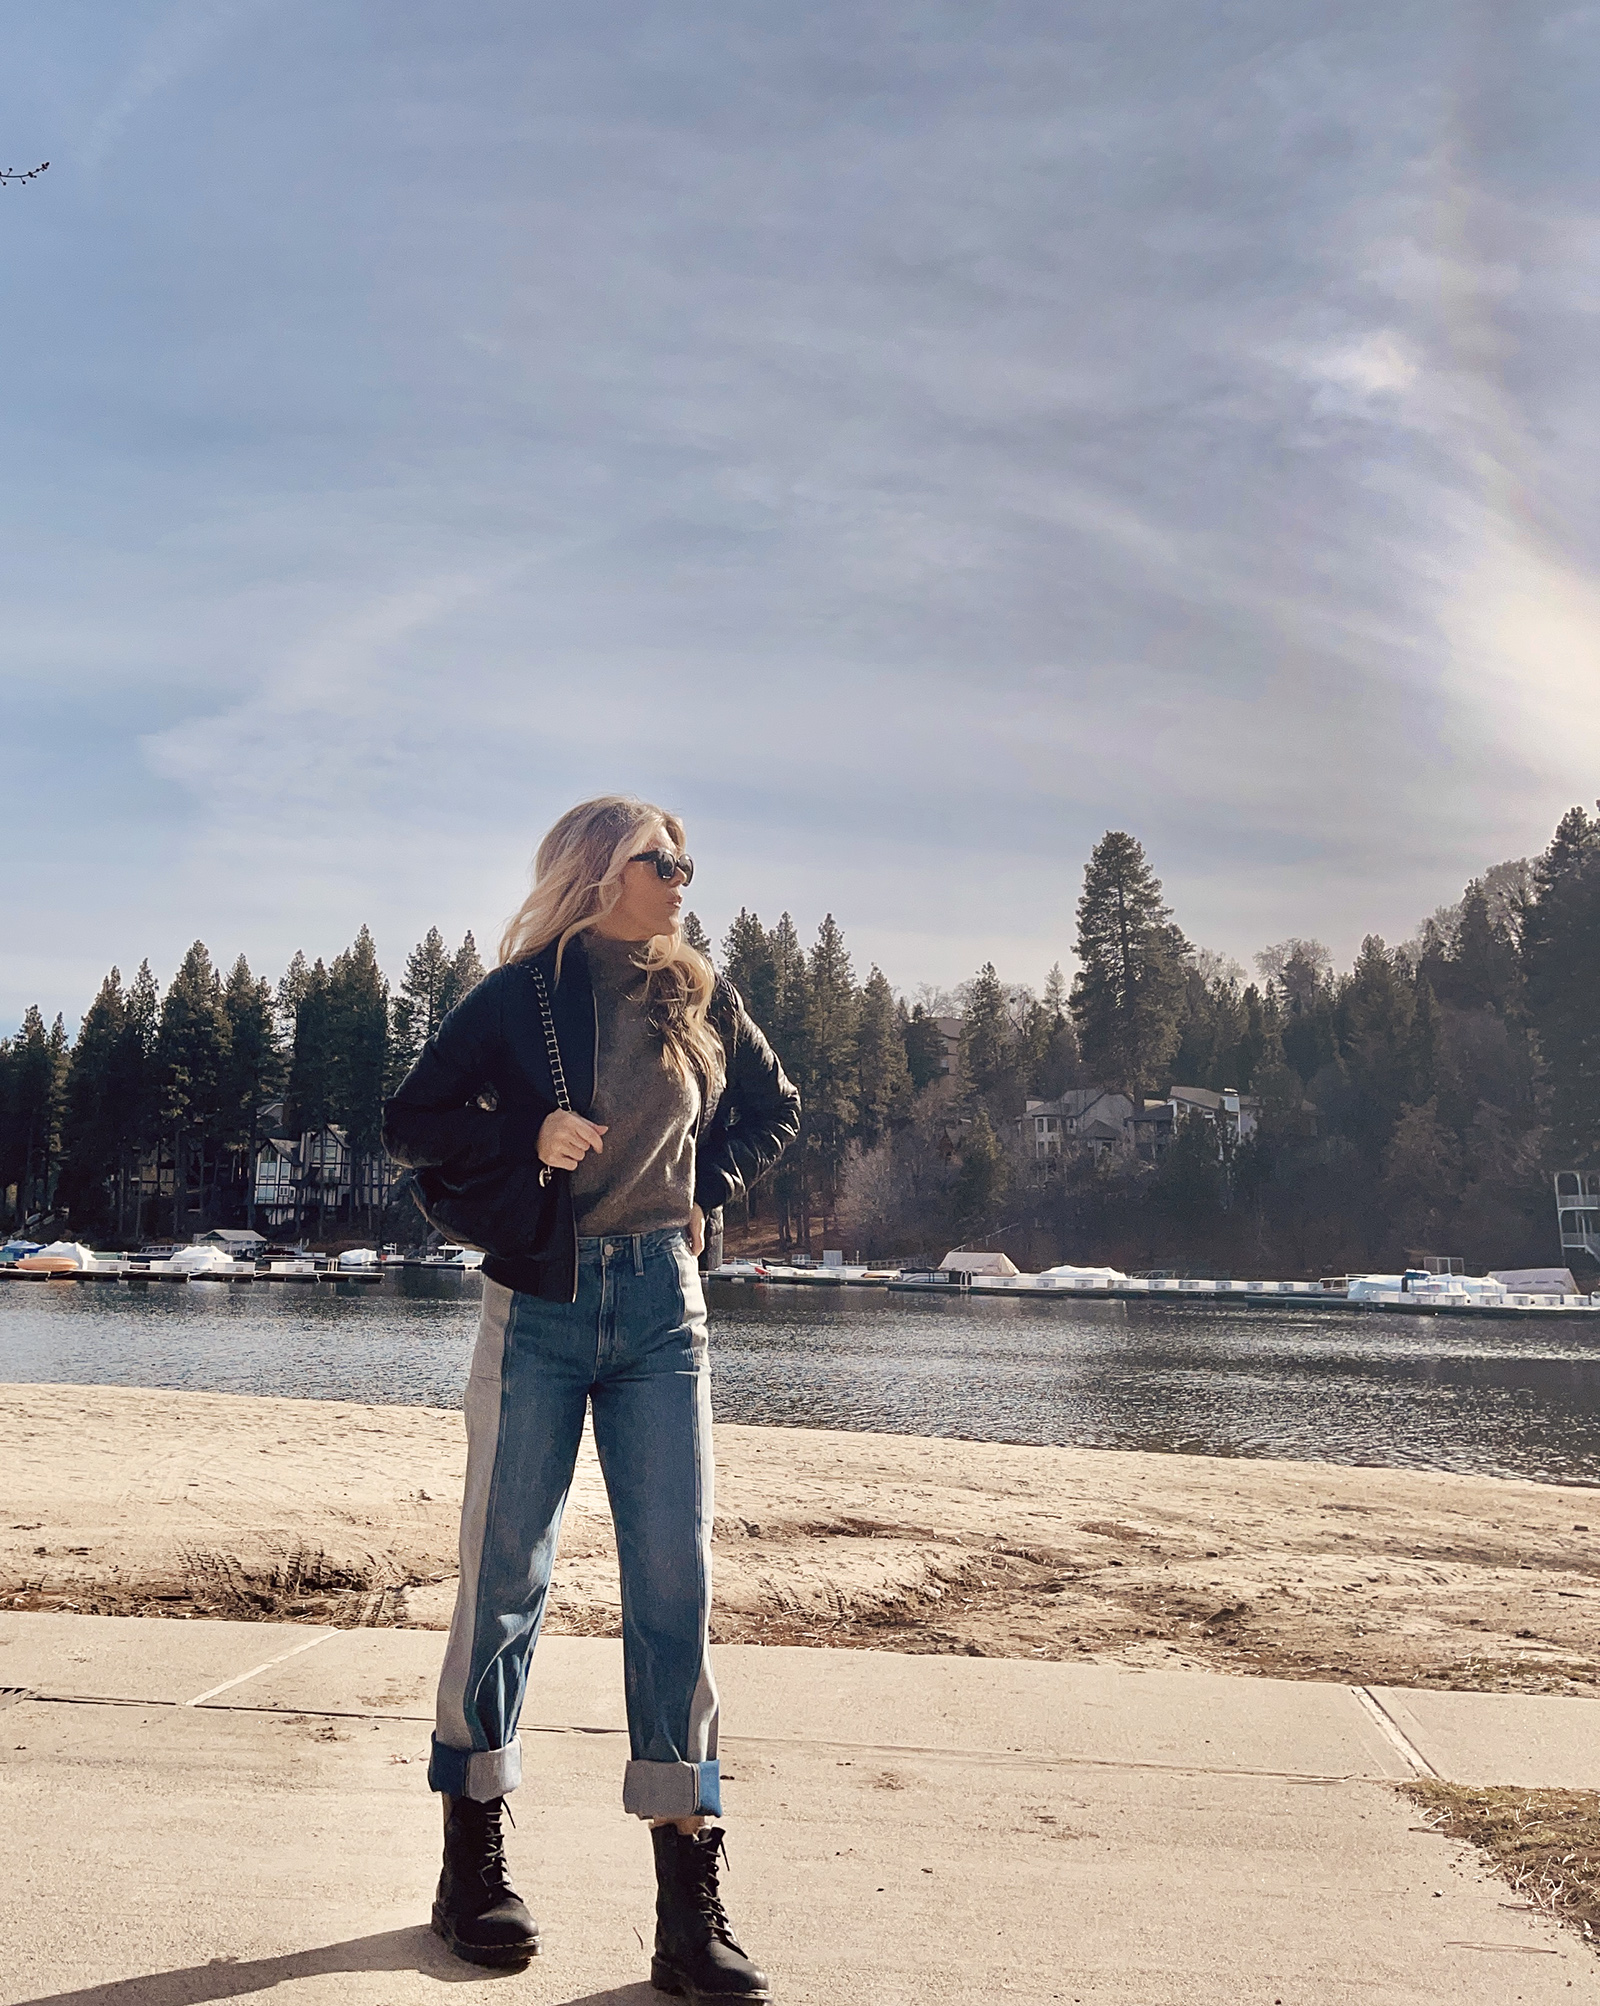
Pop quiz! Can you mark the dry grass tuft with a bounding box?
[173,1544,411,1627]
[1404,1781,1600,1954]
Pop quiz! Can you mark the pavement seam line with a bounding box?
[22,1693,1386,1784]
[1349,1684,1439,1777]
[182,1630,339,1706]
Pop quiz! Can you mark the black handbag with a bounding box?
[411,963,568,1255]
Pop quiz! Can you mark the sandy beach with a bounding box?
[1,1380,1595,1695]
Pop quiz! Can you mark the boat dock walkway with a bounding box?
[717,1266,1600,1321]
[5,1257,1596,1318]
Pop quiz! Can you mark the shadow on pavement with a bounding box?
[11,1926,658,2004]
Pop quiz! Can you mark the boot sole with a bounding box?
[431,1903,540,1967]
[650,1953,771,2001]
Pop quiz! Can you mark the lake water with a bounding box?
[2,1274,1598,1486]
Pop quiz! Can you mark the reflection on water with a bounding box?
[2,1275,1597,1484]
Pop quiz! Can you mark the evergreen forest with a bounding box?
[2,801,1597,1279]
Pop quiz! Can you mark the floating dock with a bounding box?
[710,1266,1600,1321]
[6,1258,1595,1321]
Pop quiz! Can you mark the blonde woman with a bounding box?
[384,797,799,2000]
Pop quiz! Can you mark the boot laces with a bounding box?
[688,1831,740,1947]
[466,1797,516,1897]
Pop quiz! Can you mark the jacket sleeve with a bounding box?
[382,972,553,1173]
[693,982,801,1213]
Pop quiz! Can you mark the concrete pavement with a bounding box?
[0,1612,1595,2004]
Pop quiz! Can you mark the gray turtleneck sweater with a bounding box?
[570,934,702,1237]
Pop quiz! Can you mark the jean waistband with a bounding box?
[575,1227,688,1259]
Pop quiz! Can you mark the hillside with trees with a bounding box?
[2,801,1596,1276]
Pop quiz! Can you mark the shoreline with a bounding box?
[2,1380,1597,1695]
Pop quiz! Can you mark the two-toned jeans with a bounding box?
[428,1228,720,1820]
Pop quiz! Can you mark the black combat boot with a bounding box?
[650,1824,771,2001]
[431,1793,541,1967]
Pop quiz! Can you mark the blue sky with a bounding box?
[4,1,1598,1032]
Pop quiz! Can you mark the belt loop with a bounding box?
[632,1234,644,1276]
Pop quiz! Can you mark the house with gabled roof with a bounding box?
[1014,1088,1135,1163]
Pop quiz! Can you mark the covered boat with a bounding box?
[14,1240,96,1274]
[937,1249,1020,1277]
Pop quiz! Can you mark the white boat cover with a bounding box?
[167,1244,234,1271]
[1490,1268,1579,1296]
[938,1249,1020,1276]
[1040,1262,1128,1281]
[1346,1274,1406,1299]
[31,1241,95,1267]
[1349,1271,1515,1301]
[338,1248,380,1267]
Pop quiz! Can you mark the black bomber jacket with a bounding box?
[381,933,801,1301]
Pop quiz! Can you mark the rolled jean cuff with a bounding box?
[623,1757,721,1820]
[428,1734,522,1800]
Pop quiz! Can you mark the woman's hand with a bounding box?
[687,1204,705,1257]
[537,1110,608,1172]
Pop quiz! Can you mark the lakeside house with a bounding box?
[1168,1085,1255,1142]
[1015,1089,1135,1162]
[1017,1083,1316,1165]
[251,1101,397,1230]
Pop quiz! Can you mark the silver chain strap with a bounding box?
[527,965,572,1113]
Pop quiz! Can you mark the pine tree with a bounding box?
[155,944,232,1234]
[680,912,713,959]
[721,910,777,1029]
[1070,832,1188,1095]
[1270,941,1337,1087]
[284,959,334,1236]
[286,960,335,1134]
[442,931,486,1015]
[902,1003,948,1094]
[398,928,451,1043]
[804,915,859,1237]
[1335,937,1420,1168]
[766,914,809,1248]
[1043,962,1068,1017]
[1028,994,1078,1101]
[953,1105,1007,1241]
[855,968,911,1149]
[1408,971,1441,1107]
[958,962,1010,1107]
[56,970,127,1234]
[0,1037,14,1227]
[277,951,313,1050]
[1232,984,1285,1094]
[221,956,283,1228]
[1448,883,1519,1014]
[117,963,161,1239]
[387,992,419,1095]
[1378,1100,1463,1258]
[328,928,390,1157]
[6,1007,53,1222]
[1524,802,1600,1166]
[767,914,808,1075]
[5,1006,68,1226]
[43,1015,68,1217]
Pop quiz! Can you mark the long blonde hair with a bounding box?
[499,795,724,1091]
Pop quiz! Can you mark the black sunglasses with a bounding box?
[630,848,695,885]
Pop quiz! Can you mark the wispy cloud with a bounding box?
[5,1,1599,1025]
[81,0,278,173]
